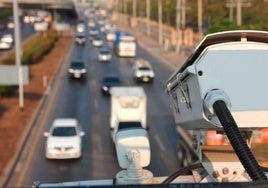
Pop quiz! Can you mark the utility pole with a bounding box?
[124,0,127,25]
[132,0,136,18]
[197,0,203,37]
[114,0,118,13]
[146,0,150,36]
[176,0,181,53]
[158,0,163,45]
[237,0,242,26]
[226,0,235,22]
[181,0,186,30]
[226,0,252,26]
[13,0,24,109]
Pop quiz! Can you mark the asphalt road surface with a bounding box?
[0,23,36,57]
[6,24,180,187]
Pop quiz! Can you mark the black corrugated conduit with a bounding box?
[213,100,267,181]
[162,162,203,184]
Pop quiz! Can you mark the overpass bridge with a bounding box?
[0,0,78,18]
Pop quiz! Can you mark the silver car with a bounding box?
[98,48,112,62]
[44,118,85,159]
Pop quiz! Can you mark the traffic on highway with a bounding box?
[3,4,179,187]
[1,1,268,187]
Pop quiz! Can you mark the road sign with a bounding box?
[0,65,29,85]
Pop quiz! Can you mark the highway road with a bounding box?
[0,23,36,55]
[6,23,180,187]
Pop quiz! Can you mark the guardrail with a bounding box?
[115,12,200,51]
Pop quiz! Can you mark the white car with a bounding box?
[106,31,116,42]
[132,58,155,83]
[92,36,103,47]
[1,34,13,44]
[89,27,99,36]
[0,41,12,50]
[44,118,85,159]
[88,20,95,27]
[76,23,85,33]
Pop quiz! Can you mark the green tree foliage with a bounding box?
[121,0,268,34]
[1,31,58,65]
[0,8,12,20]
[0,31,58,96]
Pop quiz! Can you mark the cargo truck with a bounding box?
[110,86,147,142]
[114,31,136,57]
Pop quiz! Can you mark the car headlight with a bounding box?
[150,72,155,77]
[46,142,55,149]
[81,69,87,73]
[72,144,80,150]
[68,68,74,73]
[135,72,142,77]
[102,86,108,91]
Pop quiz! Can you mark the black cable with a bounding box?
[213,100,267,181]
[261,166,268,172]
[161,162,203,184]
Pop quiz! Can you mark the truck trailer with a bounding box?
[110,86,147,142]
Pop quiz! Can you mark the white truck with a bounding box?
[109,86,152,184]
[114,32,136,57]
[110,86,147,142]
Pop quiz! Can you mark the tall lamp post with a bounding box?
[13,0,24,109]
[132,0,136,18]
[158,0,163,45]
[176,0,181,53]
[226,0,252,26]
[124,0,127,25]
[146,0,150,36]
[197,0,203,37]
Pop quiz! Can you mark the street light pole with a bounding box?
[229,0,235,22]
[132,0,136,18]
[176,0,181,53]
[237,0,242,26]
[158,0,163,45]
[13,0,24,109]
[181,0,186,30]
[114,0,118,13]
[124,0,127,25]
[197,0,203,38]
[146,0,150,36]
[226,0,252,26]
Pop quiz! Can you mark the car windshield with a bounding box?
[100,50,109,54]
[94,36,101,40]
[90,28,98,32]
[104,77,120,83]
[70,62,85,69]
[76,35,85,39]
[138,67,151,71]
[52,127,77,136]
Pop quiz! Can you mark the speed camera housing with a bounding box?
[166,30,268,130]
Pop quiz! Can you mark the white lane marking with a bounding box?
[154,134,166,152]
[14,162,23,173]
[97,135,103,153]
[94,98,99,109]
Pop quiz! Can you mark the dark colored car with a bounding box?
[101,75,121,95]
[68,61,87,79]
